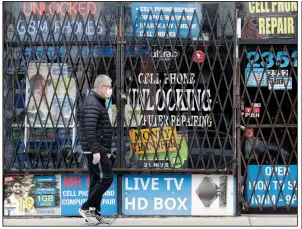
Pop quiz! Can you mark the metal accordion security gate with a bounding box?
[3,2,297,215]
[237,43,297,213]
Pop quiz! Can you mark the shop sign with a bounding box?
[126,72,213,127]
[6,2,116,41]
[60,174,117,216]
[246,165,297,207]
[22,2,96,16]
[132,3,202,39]
[123,174,236,216]
[241,2,298,39]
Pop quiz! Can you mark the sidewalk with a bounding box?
[3,215,297,227]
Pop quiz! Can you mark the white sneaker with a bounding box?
[85,217,111,225]
[79,208,99,225]
[80,209,110,225]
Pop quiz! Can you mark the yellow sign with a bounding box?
[129,127,178,155]
[248,2,297,35]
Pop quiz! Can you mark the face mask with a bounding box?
[107,88,113,98]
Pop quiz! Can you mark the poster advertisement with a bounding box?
[26,63,76,127]
[129,127,188,169]
[60,174,117,216]
[4,175,61,216]
[126,72,213,128]
[131,3,203,39]
[191,175,235,216]
[122,174,235,216]
[246,165,297,207]
[123,174,192,215]
[240,2,297,39]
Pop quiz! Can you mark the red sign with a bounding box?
[245,128,254,138]
[245,107,260,118]
[23,2,96,16]
[4,176,14,182]
[193,51,205,63]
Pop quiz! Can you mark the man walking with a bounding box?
[79,74,115,225]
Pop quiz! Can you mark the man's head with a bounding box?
[93,74,113,99]
[11,179,22,195]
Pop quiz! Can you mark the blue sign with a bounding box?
[51,67,71,75]
[246,51,297,69]
[60,174,117,216]
[35,195,56,207]
[245,68,268,87]
[123,174,191,215]
[246,165,297,207]
[16,46,148,58]
[34,188,57,195]
[35,176,57,183]
[8,46,149,74]
[132,3,202,39]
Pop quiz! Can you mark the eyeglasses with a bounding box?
[13,185,21,188]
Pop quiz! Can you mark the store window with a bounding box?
[3,2,119,170]
[4,1,237,171]
[118,2,236,170]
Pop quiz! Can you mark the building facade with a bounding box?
[3,1,297,216]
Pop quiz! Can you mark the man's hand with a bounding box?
[92,153,101,164]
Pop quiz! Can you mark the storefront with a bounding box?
[238,1,298,213]
[3,1,297,217]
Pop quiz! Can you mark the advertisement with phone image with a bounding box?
[4,175,61,216]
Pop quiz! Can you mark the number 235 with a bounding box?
[247,51,297,68]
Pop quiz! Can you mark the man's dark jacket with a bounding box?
[79,90,112,156]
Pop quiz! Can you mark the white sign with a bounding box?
[127,72,213,127]
[268,77,292,90]
[151,49,180,61]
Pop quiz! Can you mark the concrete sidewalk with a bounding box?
[3,215,297,227]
